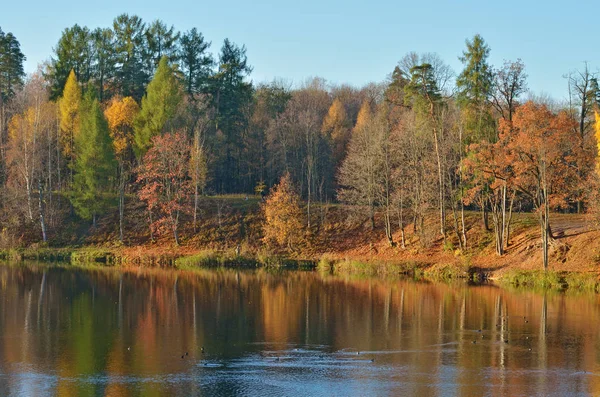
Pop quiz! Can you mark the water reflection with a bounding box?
[0,263,599,396]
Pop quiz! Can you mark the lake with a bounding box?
[0,263,598,396]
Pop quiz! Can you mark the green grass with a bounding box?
[500,270,564,290]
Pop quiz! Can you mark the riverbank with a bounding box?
[2,196,599,290]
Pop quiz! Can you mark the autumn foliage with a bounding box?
[137,132,192,245]
[262,173,305,251]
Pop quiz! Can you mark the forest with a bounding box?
[1,15,599,270]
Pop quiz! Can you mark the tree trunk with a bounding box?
[173,219,179,245]
[26,176,34,221]
[384,209,394,247]
[461,198,467,249]
[370,204,375,230]
[505,190,515,249]
[483,205,490,231]
[433,131,445,240]
[38,181,47,243]
[541,161,549,270]
[119,181,125,243]
[398,191,406,249]
[193,180,199,233]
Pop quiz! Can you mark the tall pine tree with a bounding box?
[113,14,148,101]
[133,56,182,158]
[179,28,213,97]
[210,39,253,192]
[47,24,93,99]
[71,91,117,226]
[0,27,26,100]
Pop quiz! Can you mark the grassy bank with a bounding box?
[0,246,317,270]
[2,196,600,292]
[3,245,600,293]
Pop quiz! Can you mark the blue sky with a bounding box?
[2,0,598,100]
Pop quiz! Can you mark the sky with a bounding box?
[2,0,598,101]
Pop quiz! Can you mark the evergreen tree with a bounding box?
[179,28,213,97]
[47,24,93,99]
[91,27,116,102]
[456,34,495,143]
[71,91,117,225]
[384,66,409,107]
[144,20,180,76]
[133,56,182,158]
[456,34,493,107]
[404,63,442,111]
[113,14,148,101]
[0,27,26,100]
[210,38,253,192]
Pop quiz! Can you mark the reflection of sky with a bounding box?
[0,264,599,396]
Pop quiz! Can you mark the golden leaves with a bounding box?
[104,96,140,157]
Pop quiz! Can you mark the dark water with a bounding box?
[0,264,599,396]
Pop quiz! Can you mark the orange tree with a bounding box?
[137,132,192,245]
[502,101,577,269]
[262,173,305,252]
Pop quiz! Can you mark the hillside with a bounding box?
[17,195,598,277]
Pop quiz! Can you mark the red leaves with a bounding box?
[137,132,192,242]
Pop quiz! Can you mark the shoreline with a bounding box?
[2,246,598,293]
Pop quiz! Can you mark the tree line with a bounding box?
[0,18,599,269]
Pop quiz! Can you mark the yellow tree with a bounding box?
[262,173,305,252]
[322,98,350,172]
[354,100,372,131]
[58,70,80,183]
[596,111,600,176]
[7,100,57,242]
[104,96,140,242]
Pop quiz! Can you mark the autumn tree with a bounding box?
[71,92,117,226]
[338,101,379,230]
[267,80,331,227]
[137,132,192,245]
[504,101,577,269]
[456,34,496,231]
[322,98,351,174]
[262,173,305,251]
[566,63,598,212]
[463,138,512,255]
[490,59,528,123]
[404,63,447,240]
[186,97,211,233]
[105,96,140,242]
[58,70,81,183]
[133,56,182,158]
[249,81,291,188]
[6,75,59,242]
[596,111,600,176]
[463,60,528,255]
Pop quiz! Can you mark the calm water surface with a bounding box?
[0,263,599,396]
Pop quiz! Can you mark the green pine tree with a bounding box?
[133,56,182,158]
[456,34,496,143]
[71,91,117,225]
[0,27,26,100]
